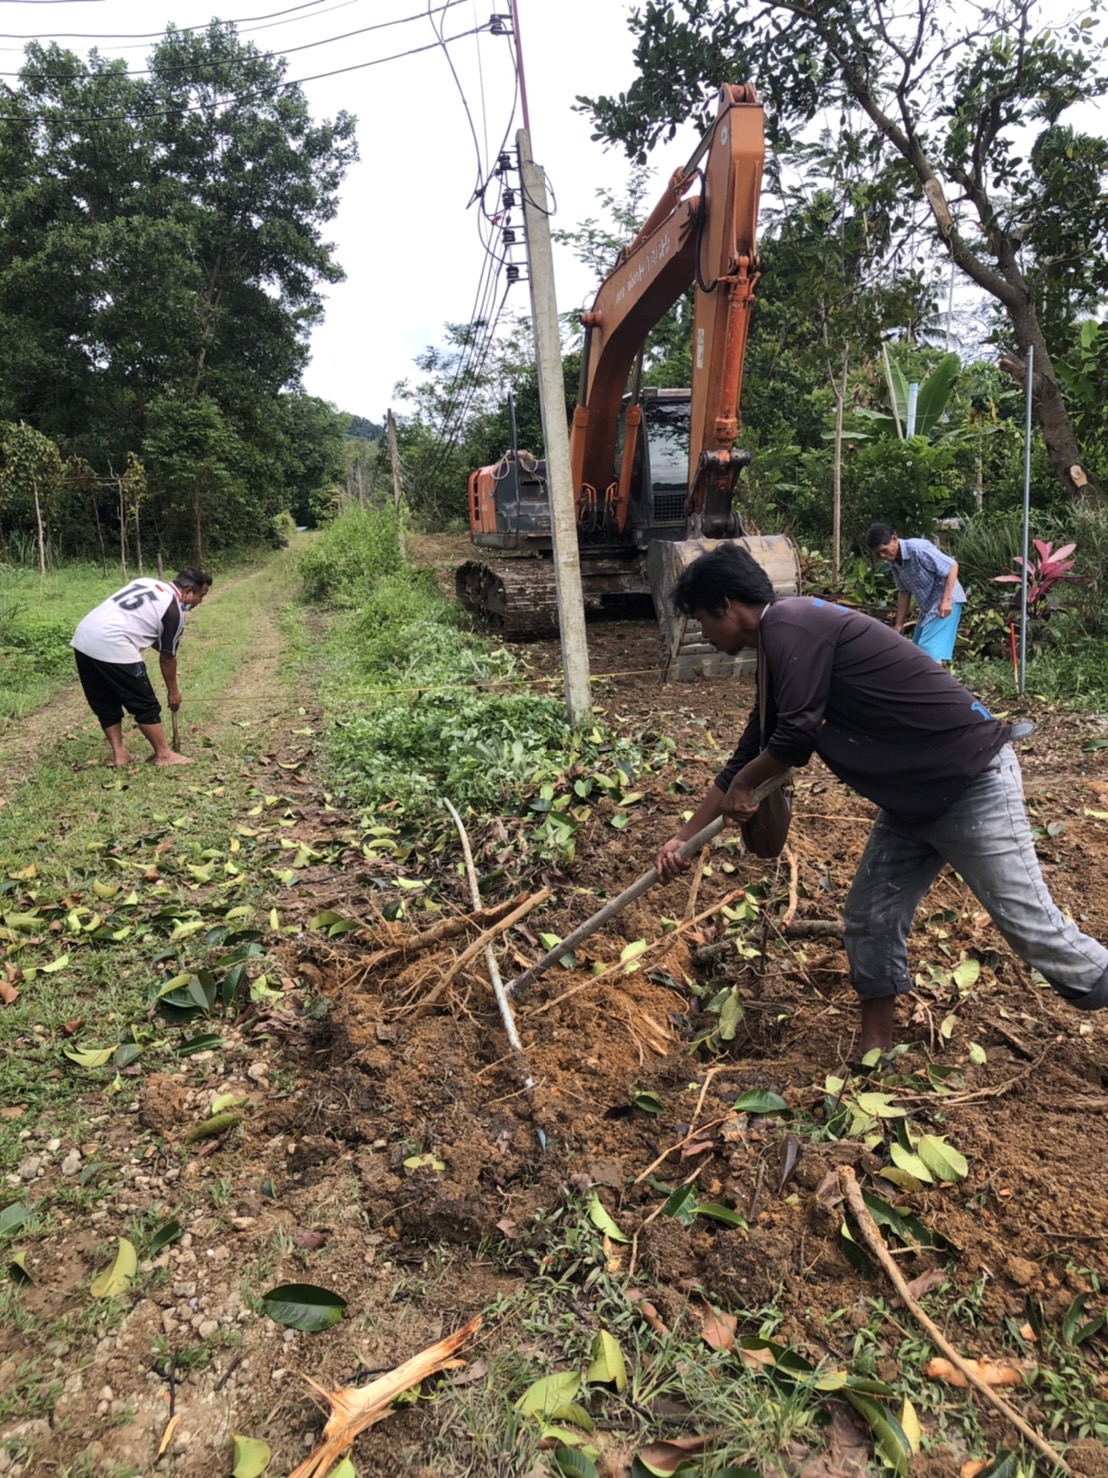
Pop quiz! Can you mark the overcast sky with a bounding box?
[6,0,664,421]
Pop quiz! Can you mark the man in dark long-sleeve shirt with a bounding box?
[655,544,1108,1053]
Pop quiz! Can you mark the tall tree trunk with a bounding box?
[118,478,127,581]
[998,306,1100,507]
[134,503,143,575]
[91,489,107,574]
[32,475,45,580]
[830,348,848,584]
[193,488,203,566]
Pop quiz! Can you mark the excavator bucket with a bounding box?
[647,534,801,681]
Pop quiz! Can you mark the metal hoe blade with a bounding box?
[506,768,792,998]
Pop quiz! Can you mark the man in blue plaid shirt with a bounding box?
[865,523,965,663]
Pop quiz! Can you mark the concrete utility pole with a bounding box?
[385,409,406,560]
[517,128,592,725]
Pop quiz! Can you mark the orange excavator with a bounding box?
[455,83,800,678]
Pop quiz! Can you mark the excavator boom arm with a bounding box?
[570,84,764,533]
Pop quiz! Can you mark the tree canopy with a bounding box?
[0,22,357,560]
[581,0,1108,504]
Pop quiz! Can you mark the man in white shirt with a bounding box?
[70,567,212,766]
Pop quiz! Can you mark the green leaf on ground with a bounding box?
[148,1220,183,1256]
[0,1203,34,1239]
[259,1283,346,1332]
[177,1034,225,1057]
[587,1190,629,1243]
[889,1143,934,1183]
[90,1238,137,1298]
[231,1434,272,1477]
[587,1330,627,1391]
[915,1134,968,1181]
[515,1369,580,1417]
[63,1046,116,1069]
[953,957,980,990]
[551,1449,599,1478]
[694,1204,748,1229]
[733,1089,788,1114]
[7,1251,32,1284]
[842,1390,911,1478]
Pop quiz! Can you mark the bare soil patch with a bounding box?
[5,546,1108,1477]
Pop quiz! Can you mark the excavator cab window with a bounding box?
[620,390,691,535]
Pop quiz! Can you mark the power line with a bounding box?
[0,23,487,122]
[0,0,362,53]
[0,0,327,40]
[0,1,469,82]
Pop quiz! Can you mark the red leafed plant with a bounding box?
[993,539,1081,614]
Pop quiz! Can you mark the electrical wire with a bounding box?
[0,0,363,52]
[0,0,470,81]
[0,23,486,122]
[408,0,530,479]
[0,0,328,40]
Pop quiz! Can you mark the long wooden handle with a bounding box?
[506,769,791,998]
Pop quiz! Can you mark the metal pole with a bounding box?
[517,126,592,726]
[906,382,919,437]
[1018,344,1034,695]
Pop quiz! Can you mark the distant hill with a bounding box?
[345,414,383,441]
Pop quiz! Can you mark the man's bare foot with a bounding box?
[154,751,193,766]
[108,751,138,768]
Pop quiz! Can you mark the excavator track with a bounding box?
[456,555,650,638]
[455,559,561,637]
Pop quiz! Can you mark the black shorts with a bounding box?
[73,649,161,729]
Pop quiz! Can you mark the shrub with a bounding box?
[298,504,401,607]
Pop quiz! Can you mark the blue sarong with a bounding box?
[914,606,962,662]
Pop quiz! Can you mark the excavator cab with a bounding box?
[619,390,693,545]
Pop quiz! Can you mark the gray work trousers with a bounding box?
[844,746,1108,1007]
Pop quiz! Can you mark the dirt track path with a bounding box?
[0,555,290,806]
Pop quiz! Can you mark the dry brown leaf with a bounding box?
[288,1313,482,1478]
[699,1303,737,1351]
[923,1356,1025,1389]
[291,1229,330,1251]
[0,982,18,1006]
[156,1414,181,1458]
[961,1462,988,1478]
[815,1170,843,1211]
[627,1289,670,1336]
[638,1435,709,1473]
[679,1139,716,1159]
[447,1359,488,1388]
[739,1345,777,1370]
[905,1267,946,1300]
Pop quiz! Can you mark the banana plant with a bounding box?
[849,350,962,442]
